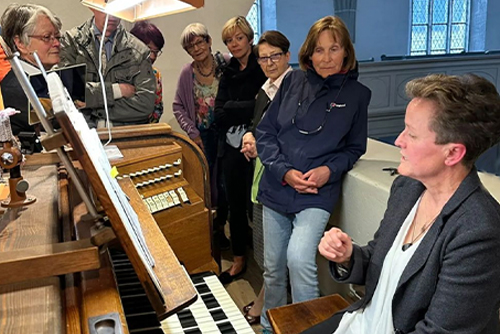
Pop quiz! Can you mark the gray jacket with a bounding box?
[333,170,500,333]
[59,18,155,125]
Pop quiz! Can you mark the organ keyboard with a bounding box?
[111,250,254,334]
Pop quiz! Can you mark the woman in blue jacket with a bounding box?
[256,16,371,331]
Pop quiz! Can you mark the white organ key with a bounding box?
[152,195,164,211]
[169,190,181,205]
[173,158,181,166]
[160,273,254,334]
[158,193,168,209]
[146,197,157,213]
[165,192,175,207]
[177,187,190,203]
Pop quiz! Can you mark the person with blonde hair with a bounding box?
[256,16,371,332]
[173,22,230,248]
[215,16,266,284]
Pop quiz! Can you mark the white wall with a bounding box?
[0,0,254,134]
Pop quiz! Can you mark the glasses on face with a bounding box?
[150,49,162,57]
[29,34,61,44]
[257,52,284,65]
[292,75,347,135]
[186,39,206,52]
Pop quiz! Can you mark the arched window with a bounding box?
[246,0,261,41]
[410,0,470,55]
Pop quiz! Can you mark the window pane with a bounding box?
[411,25,428,53]
[432,0,449,24]
[246,1,260,41]
[452,0,467,22]
[431,24,447,53]
[450,23,466,52]
[413,0,429,24]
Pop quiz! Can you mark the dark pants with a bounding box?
[299,312,344,334]
[200,127,228,229]
[221,143,253,256]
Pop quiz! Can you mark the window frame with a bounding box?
[410,0,471,56]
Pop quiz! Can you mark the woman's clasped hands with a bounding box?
[284,166,331,194]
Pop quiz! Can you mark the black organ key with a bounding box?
[194,283,210,294]
[201,294,220,309]
[210,308,228,321]
[177,309,198,329]
[217,321,237,334]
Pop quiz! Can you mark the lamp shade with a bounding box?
[80,0,204,22]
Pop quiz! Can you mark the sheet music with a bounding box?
[46,72,162,292]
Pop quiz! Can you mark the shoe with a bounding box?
[218,265,247,285]
[242,301,254,314]
[244,312,260,325]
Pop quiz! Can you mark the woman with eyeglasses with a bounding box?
[256,16,371,332]
[1,3,62,135]
[130,21,165,123]
[239,30,292,325]
[214,16,266,285]
[173,23,231,251]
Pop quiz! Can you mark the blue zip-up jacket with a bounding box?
[256,66,371,214]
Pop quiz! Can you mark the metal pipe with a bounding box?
[8,54,100,218]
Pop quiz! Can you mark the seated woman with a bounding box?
[303,73,500,334]
[0,4,62,135]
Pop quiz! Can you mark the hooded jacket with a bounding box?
[256,66,371,214]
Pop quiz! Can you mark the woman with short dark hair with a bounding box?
[239,29,292,325]
[130,21,164,123]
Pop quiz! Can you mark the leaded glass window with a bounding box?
[246,0,261,42]
[410,0,470,55]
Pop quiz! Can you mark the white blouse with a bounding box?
[334,196,426,334]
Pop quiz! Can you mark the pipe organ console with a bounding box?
[0,123,250,333]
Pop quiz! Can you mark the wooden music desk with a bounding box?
[267,294,349,334]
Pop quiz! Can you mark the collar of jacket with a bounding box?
[225,51,260,76]
[73,18,128,54]
[305,61,360,90]
[388,168,481,289]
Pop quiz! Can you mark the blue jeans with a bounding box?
[261,206,331,330]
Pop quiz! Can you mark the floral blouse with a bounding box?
[149,67,163,123]
[193,75,219,130]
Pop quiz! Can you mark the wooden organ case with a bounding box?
[0,121,219,333]
[97,124,219,275]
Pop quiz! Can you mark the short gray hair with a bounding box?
[180,23,210,50]
[1,3,62,52]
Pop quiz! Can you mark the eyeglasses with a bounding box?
[29,34,61,44]
[186,39,206,52]
[292,75,347,135]
[150,49,162,57]
[257,52,284,64]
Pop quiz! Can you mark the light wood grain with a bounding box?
[267,294,349,334]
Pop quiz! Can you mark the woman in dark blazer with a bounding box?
[305,73,500,334]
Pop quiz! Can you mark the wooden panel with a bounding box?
[0,239,100,285]
[57,113,197,319]
[159,209,213,273]
[267,294,349,334]
[0,165,63,334]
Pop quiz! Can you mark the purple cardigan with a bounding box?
[173,62,198,139]
[173,54,230,139]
